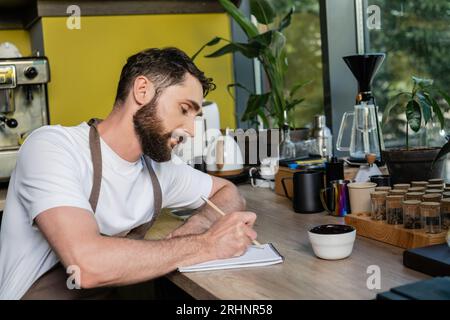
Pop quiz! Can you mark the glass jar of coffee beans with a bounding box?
[389,189,407,197]
[386,195,404,225]
[402,200,422,229]
[370,191,387,221]
[422,193,442,203]
[393,183,410,190]
[405,192,424,201]
[408,187,426,193]
[421,202,441,234]
[440,198,450,230]
[411,181,428,188]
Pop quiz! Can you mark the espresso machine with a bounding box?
[0,57,50,181]
[336,53,385,165]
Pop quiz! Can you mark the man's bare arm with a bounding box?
[168,176,246,238]
[35,206,257,289]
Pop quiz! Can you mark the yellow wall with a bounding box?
[41,14,235,128]
[0,29,31,56]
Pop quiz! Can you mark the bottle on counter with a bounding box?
[280,124,296,160]
[311,115,332,159]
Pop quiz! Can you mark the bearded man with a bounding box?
[0,47,258,299]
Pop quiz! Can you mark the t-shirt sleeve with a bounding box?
[14,128,92,224]
[155,156,213,210]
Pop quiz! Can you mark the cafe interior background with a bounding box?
[0,0,450,300]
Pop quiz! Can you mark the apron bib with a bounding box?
[22,119,162,299]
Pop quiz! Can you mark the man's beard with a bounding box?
[133,99,173,162]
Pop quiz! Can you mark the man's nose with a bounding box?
[183,116,198,137]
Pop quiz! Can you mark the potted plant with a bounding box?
[382,76,449,184]
[192,0,309,131]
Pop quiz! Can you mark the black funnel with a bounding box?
[343,53,385,93]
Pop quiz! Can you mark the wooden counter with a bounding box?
[146,184,428,300]
[0,183,428,299]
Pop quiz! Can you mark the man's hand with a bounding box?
[167,176,247,239]
[201,211,257,259]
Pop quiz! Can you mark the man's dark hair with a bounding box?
[114,47,215,105]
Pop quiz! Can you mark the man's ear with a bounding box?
[132,76,155,106]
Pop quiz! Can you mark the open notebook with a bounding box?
[178,243,284,272]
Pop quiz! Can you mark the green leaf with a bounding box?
[428,96,446,129]
[289,80,312,98]
[382,92,409,123]
[219,0,259,38]
[249,0,275,25]
[416,92,432,124]
[285,98,304,111]
[256,109,270,128]
[437,88,450,108]
[250,31,274,47]
[432,139,450,169]
[279,8,294,32]
[226,83,251,100]
[406,100,422,132]
[412,76,433,88]
[270,31,286,58]
[205,42,261,59]
[241,93,270,121]
[191,37,222,60]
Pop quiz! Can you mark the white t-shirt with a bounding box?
[0,122,213,300]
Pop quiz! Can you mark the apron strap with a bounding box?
[87,118,162,239]
[126,156,163,239]
[22,118,164,299]
[87,118,103,213]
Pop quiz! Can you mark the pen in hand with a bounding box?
[200,196,262,248]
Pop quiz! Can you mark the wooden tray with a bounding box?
[345,213,448,249]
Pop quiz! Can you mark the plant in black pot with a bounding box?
[382,76,449,184]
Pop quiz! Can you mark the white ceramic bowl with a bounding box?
[308,224,356,260]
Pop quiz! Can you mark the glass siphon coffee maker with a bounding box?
[336,53,385,164]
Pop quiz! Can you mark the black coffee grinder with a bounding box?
[336,53,386,166]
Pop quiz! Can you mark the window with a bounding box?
[284,0,324,128]
[363,0,450,148]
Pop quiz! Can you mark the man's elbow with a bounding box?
[68,243,114,289]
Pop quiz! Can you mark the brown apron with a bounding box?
[22,118,162,299]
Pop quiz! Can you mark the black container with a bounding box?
[382,148,445,184]
[282,170,324,213]
[325,157,344,186]
[370,174,391,187]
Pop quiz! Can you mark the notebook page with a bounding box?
[178,243,283,272]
